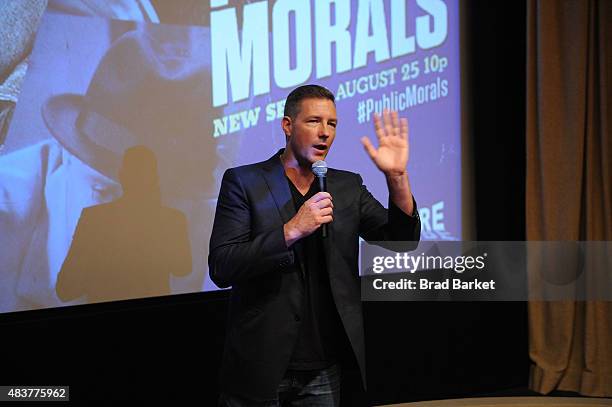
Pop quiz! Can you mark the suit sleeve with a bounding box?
[208,169,294,288]
[357,174,421,243]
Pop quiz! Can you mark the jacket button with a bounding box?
[294,315,301,322]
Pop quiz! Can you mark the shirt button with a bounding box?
[294,315,301,322]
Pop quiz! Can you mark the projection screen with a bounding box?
[0,0,460,313]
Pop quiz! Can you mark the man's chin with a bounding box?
[294,150,328,168]
[310,151,328,162]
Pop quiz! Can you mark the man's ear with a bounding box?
[281,116,292,138]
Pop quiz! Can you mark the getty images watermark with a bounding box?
[360,241,612,301]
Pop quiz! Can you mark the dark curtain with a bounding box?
[526,0,612,397]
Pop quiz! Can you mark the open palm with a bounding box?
[361,110,409,176]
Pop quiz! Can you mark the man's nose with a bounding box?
[318,125,331,138]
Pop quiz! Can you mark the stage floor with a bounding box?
[380,397,612,407]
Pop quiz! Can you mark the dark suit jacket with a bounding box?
[208,150,421,401]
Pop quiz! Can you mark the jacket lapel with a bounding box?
[261,150,306,279]
[260,150,296,224]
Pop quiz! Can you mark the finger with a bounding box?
[401,117,409,142]
[320,207,333,216]
[361,137,377,160]
[373,113,384,141]
[316,198,333,209]
[311,192,332,202]
[391,111,400,137]
[383,109,393,139]
[320,214,333,224]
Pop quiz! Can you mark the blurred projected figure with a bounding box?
[56,146,192,303]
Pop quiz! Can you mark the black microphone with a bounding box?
[311,160,328,238]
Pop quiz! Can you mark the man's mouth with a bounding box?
[313,144,327,151]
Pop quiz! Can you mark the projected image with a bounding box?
[0,0,460,313]
[0,15,227,312]
[55,145,194,304]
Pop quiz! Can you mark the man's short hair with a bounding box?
[283,84,335,119]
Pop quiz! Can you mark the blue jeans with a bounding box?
[219,364,341,407]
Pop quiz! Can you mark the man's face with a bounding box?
[283,97,337,166]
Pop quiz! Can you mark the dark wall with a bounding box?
[1,1,528,405]
[1,292,229,404]
[357,1,529,404]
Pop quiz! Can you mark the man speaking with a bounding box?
[209,85,421,406]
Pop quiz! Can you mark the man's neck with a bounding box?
[280,149,314,192]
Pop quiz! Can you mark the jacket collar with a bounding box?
[261,149,295,224]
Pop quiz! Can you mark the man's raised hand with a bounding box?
[360,109,409,176]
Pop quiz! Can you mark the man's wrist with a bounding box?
[283,222,301,248]
[385,171,414,215]
[385,171,409,191]
[384,170,408,180]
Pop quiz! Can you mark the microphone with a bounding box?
[311,160,328,238]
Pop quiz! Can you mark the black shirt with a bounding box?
[286,177,347,371]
